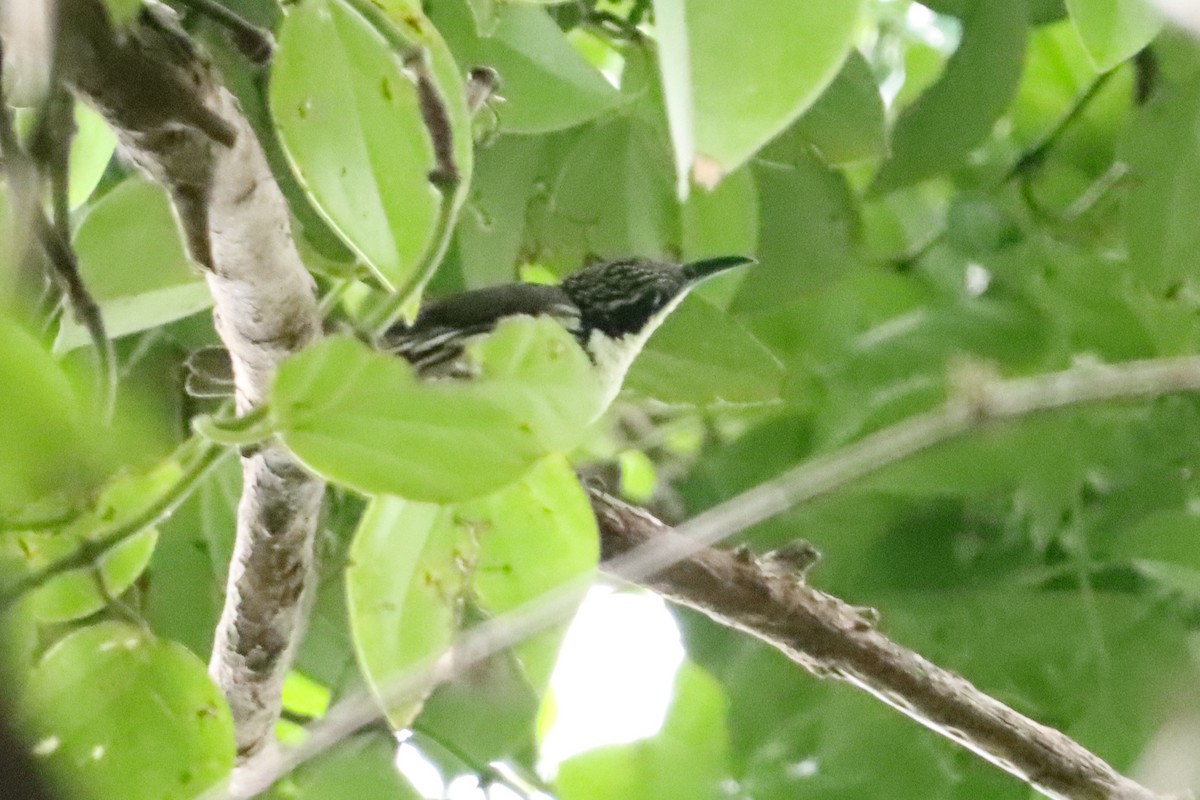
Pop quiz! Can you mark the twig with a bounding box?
[173,0,275,63]
[0,439,229,610]
[211,354,1200,799]
[0,48,116,416]
[590,490,1168,800]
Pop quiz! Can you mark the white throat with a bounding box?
[586,291,690,415]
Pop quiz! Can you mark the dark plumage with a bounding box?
[380,255,755,382]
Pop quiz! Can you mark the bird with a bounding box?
[381,255,755,411]
[186,255,755,411]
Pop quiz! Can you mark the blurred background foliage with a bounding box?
[3,0,1200,797]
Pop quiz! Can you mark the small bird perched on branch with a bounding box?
[381,255,755,410]
[189,256,754,411]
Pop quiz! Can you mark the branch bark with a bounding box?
[591,490,1171,800]
[55,0,325,765]
[213,355,1200,799]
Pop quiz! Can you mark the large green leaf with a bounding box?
[20,622,234,800]
[456,135,545,289]
[417,456,597,762]
[348,456,597,741]
[627,296,783,406]
[653,0,865,193]
[428,0,621,134]
[870,0,1028,195]
[274,319,598,501]
[730,153,855,315]
[271,0,472,291]
[782,50,887,167]
[58,179,209,352]
[556,661,730,800]
[541,117,679,270]
[347,495,461,726]
[1121,80,1200,292]
[0,317,105,520]
[1066,0,1163,71]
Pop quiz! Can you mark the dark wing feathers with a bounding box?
[383,283,581,378]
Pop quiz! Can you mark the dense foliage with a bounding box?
[3,0,1200,798]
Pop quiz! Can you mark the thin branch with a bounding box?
[173,0,275,63]
[590,490,1169,800]
[0,45,116,415]
[213,354,1200,798]
[0,439,230,610]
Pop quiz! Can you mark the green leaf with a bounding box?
[1121,80,1200,292]
[540,117,679,269]
[730,153,855,315]
[456,136,545,289]
[7,461,182,623]
[870,0,1028,195]
[428,0,621,134]
[556,661,730,800]
[143,459,240,657]
[58,179,210,352]
[653,0,866,193]
[273,319,598,500]
[415,457,595,762]
[20,622,234,800]
[347,496,461,726]
[68,103,117,209]
[681,166,759,309]
[1066,0,1163,71]
[266,735,419,800]
[0,317,105,519]
[348,456,596,740]
[783,50,887,166]
[270,0,472,291]
[627,296,783,406]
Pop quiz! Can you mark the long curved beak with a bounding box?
[681,255,757,284]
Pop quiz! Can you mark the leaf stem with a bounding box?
[0,438,231,611]
[193,404,274,446]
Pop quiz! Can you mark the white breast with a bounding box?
[586,292,690,416]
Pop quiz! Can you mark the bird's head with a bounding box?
[561,255,755,342]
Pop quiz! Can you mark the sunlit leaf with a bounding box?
[429,0,621,134]
[1066,0,1163,71]
[273,319,598,500]
[271,0,471,291]
[68,103,117,209]
[58,179,209,352]
[654,0,865,193]
[556,661,730,800]
[21,622,234,800]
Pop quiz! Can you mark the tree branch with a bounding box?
[213,354,1200,799]
[591,490,1170,800]
[54,0,325,764]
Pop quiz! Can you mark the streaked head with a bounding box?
[561,255,755,340]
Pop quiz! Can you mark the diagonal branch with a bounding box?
[591,490,1170,800]
[212,354,1200,799]
[54,0,325,765]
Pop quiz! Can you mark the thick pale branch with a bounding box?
[592,490,1169,800]
[56,0,325,763]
